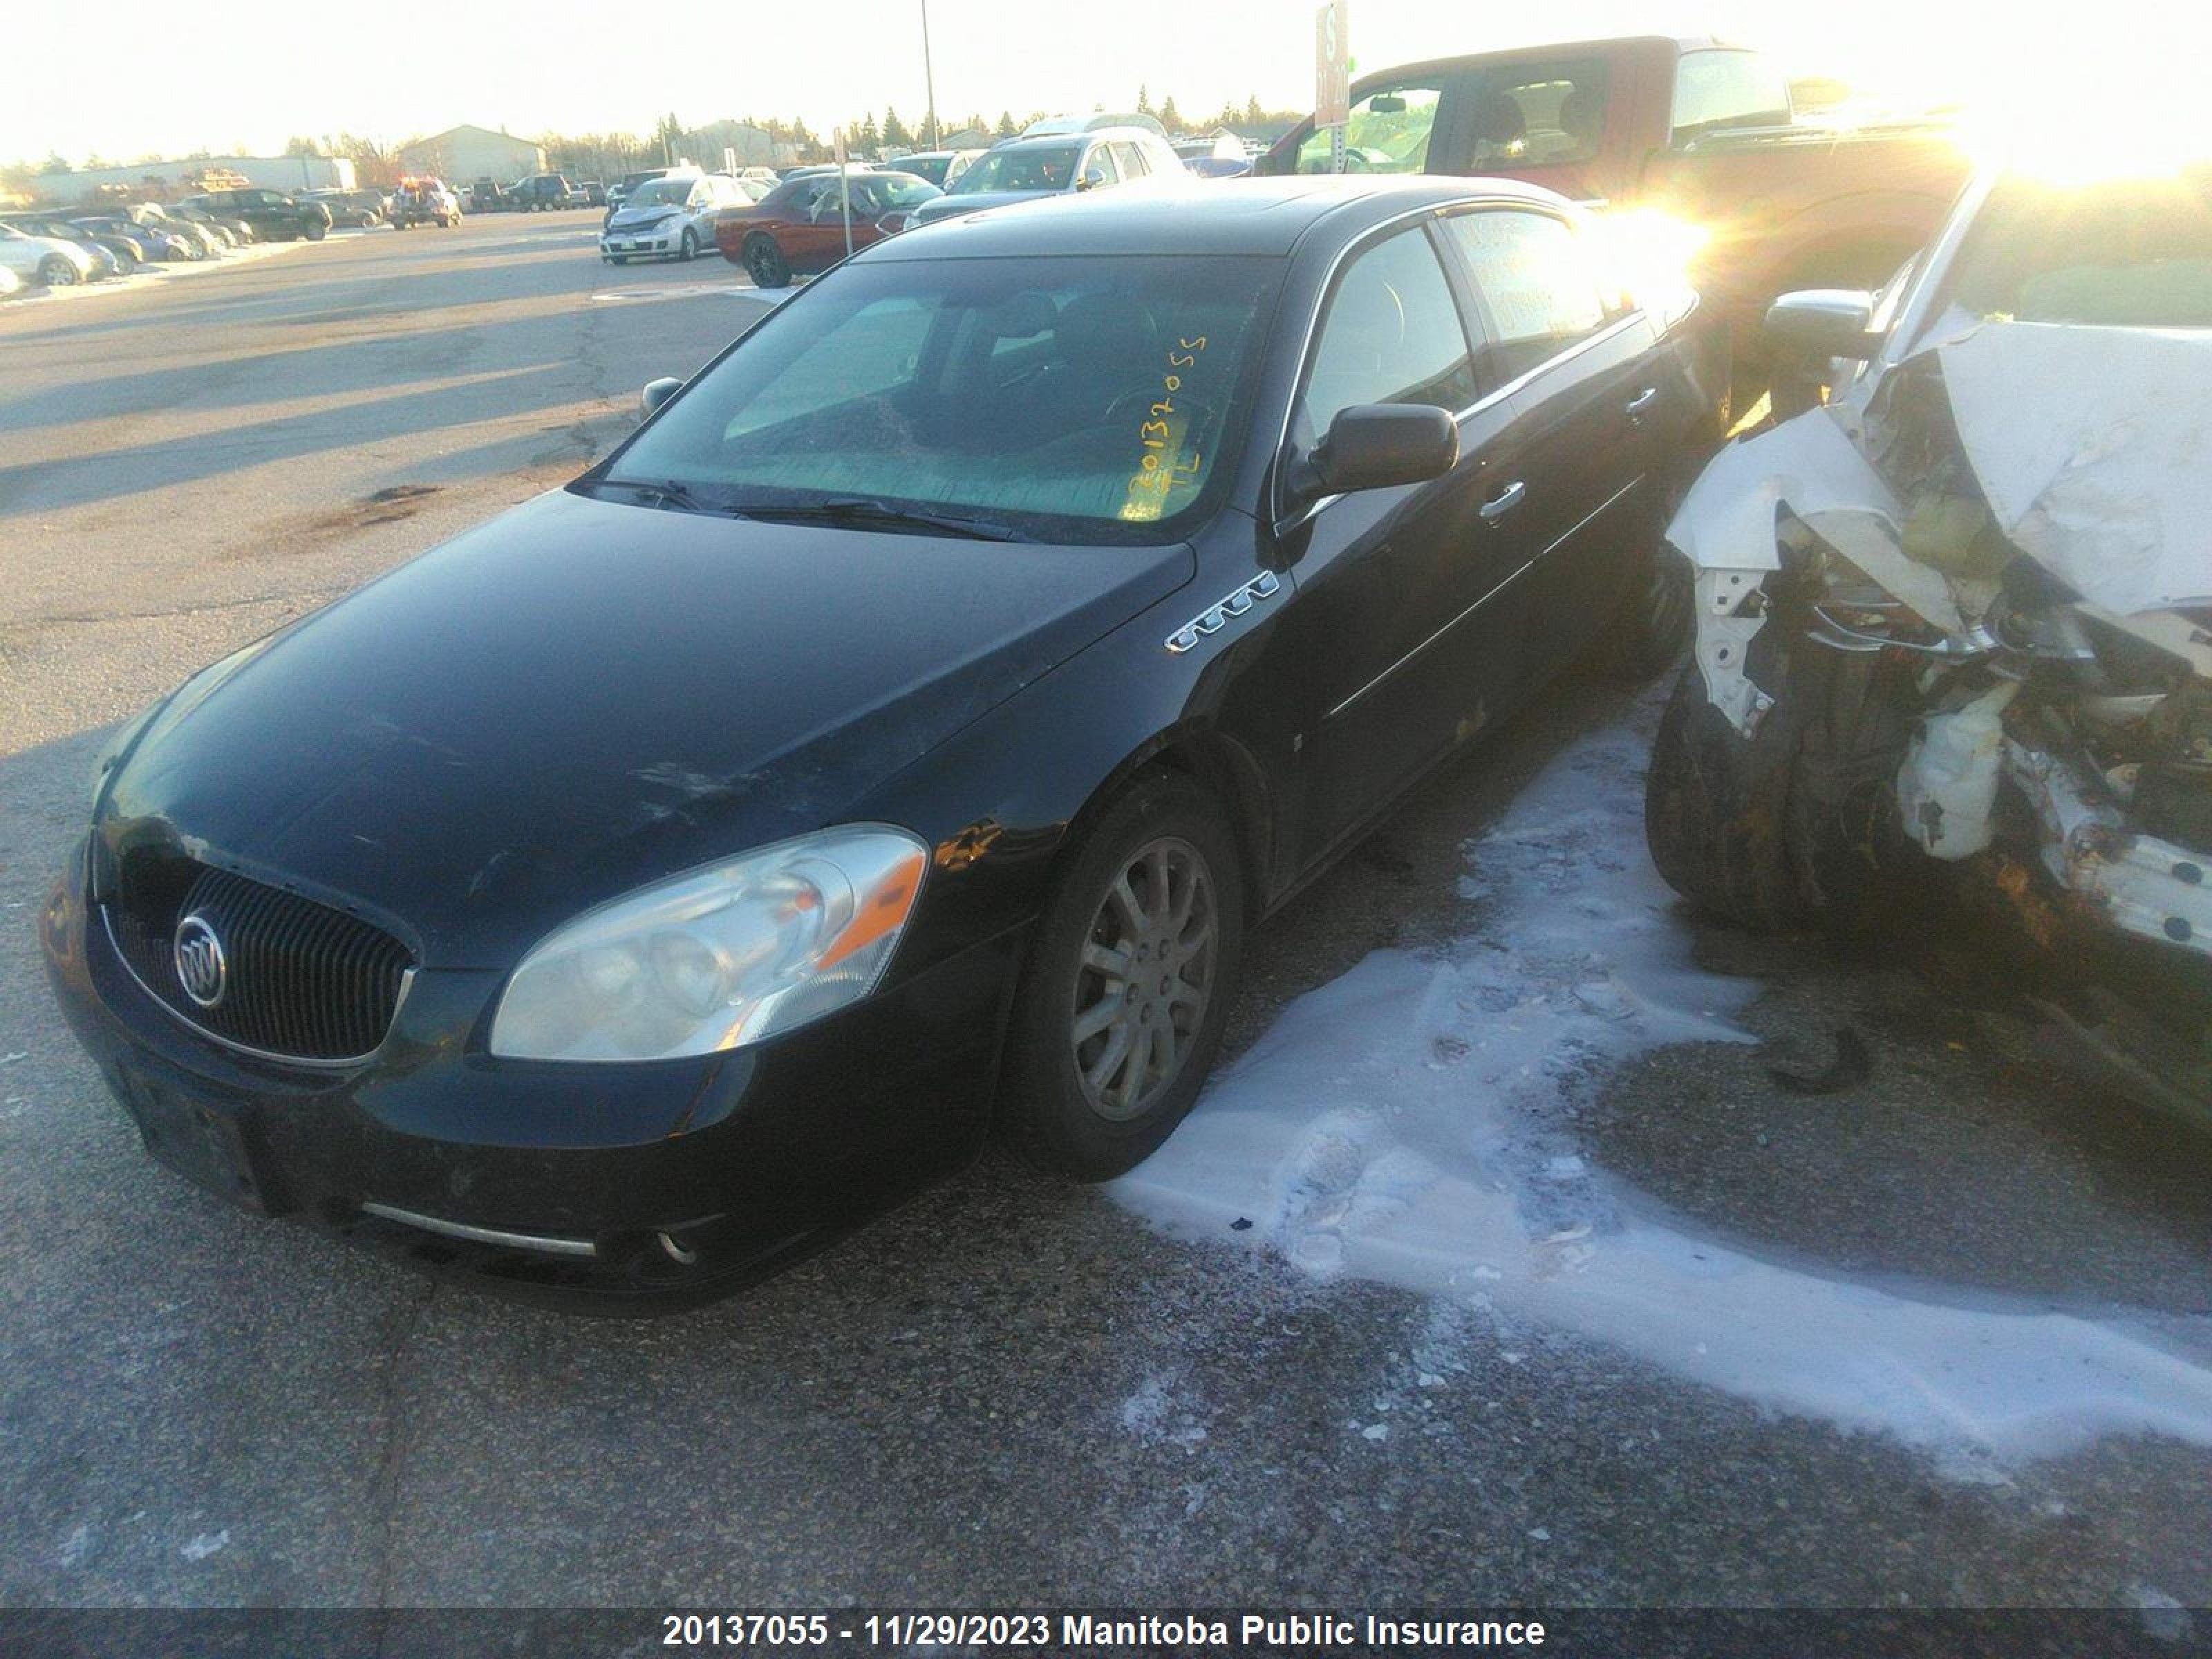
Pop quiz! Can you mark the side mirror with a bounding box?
[1764,289,1880,359]
[1284,404,1459,506]
[639,377,682,418]
[1076,169,1107,192]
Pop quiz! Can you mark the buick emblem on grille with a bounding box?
[173,914,229,1010]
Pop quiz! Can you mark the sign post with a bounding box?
[833,126,854,260]
[1315,0,1350,174]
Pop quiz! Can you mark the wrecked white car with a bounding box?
[1645,163,2212,1111]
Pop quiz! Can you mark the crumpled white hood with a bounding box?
[1936,322,2212,616]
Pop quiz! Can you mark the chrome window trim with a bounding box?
[1272,198,1647,533]
[1322,471,1644,722]
[99,902,416,1071]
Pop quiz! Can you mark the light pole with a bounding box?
[921,0,940,149]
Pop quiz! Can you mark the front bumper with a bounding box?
[41,845,1021,1306]
[599,235,675,257]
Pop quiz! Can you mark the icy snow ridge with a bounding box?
[1110,709,2212,1467]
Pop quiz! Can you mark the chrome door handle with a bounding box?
[1624,386,1659,418]
[1479,481,1526,521]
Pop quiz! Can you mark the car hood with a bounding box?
[104,487,1194,966]
[1671,322,2212,626]
[1913,321,2211,617]
[913,188,1054,223]
[607,205,681,230]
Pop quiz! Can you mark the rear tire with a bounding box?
[1000,773,1244,1180]
[743,234,791,289]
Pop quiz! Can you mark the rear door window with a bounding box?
[1439,209,1613,382]
[1108,140,1150,180]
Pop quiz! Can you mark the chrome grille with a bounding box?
[106,859,413,1063]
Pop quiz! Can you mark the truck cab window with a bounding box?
[1467,59,1611,168]
[1671,50,1791,144]
[1295,84,1444,175]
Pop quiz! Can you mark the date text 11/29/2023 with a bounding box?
[657,1611,1549,1649]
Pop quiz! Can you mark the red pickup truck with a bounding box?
[1260,36,1971,400]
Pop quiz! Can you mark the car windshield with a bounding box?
[874,175,941,209]
[601,254,1282,542]
[950,145,1082,195]
[628,178,694,207]
[1933,170,2212,330]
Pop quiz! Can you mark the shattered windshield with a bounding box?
[1938,170,2212,330]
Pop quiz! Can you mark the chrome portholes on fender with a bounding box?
[1165,570,1282,654]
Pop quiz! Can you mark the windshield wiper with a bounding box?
[745,497,1022,541]
[590,477,728,515]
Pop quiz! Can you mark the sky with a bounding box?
[7,0,2205,166]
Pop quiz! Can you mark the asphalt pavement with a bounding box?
[1,210,2207,1637]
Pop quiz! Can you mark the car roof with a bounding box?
[863,175,1571,261]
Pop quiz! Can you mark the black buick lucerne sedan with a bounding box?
[44,177,1722,1304]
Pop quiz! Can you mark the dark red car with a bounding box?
[715,170,942,288]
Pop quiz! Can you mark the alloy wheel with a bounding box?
[1069,837,1218,1121]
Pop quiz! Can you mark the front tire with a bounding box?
[1645,635,1910,932]
[39,256,79,287]
[743,234,791,289]
[679,227,697,261]
[305,221,328,241]
[1000,774,1244,1180]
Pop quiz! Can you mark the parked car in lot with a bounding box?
[0,222,98,286]
[182,189,330,241]
[469,178,511,213]
[599,173,766,264]
[894,149,982,189]
[71,214,195,263]
[606,165,703,220]
[104,203,223,258]
[1259,35,1971,397]
[0,265,20,300]
[510,172,591,211]
[302,188,382,227]
[906,129,1183,228]
[44,177,1719,1302]
[1021,111,1170,139]
[579,179,608,206]
[1,214,144,275]
[168,202,250,245]
[391,178,462,229]
[715,169,939,286]
[1649,159,2212,1119]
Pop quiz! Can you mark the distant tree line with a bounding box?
[9,85,1311,195]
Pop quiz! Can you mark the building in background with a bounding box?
[31,153,355,203]
[397,126,545,182]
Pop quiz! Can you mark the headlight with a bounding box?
[488,825,928,1062]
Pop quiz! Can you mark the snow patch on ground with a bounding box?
[1112,705,2212,1469]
